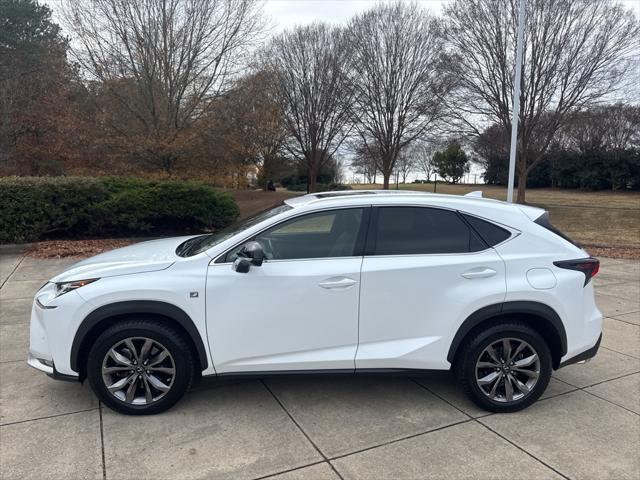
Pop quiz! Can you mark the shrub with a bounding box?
[93,180,239,234]
[0,177,111,243]
[0,177,239,244]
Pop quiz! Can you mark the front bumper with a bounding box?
[28,282,89,379]
[27,352,80,382]
[558,333,602,369]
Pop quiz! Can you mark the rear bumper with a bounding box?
[558,333,602,369]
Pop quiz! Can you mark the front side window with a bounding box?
[372,206,485,255]
[227,208,364,261]
[177,203,292,257]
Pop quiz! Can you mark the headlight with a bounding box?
[54,278,99,297]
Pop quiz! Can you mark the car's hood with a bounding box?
[50,236,196,283]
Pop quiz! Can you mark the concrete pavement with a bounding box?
[1,251,638,480]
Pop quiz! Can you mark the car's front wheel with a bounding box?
[456,322,552,413]
[87,319,195,415]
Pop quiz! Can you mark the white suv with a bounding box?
[28,190,602,415]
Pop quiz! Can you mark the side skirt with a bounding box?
[203,368,451,381]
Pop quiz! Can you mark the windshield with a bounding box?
[176,203,293,257]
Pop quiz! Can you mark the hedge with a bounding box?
[0,177,240,244]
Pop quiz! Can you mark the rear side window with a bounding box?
[462,214,511,246]
[372,207,485,255]
[534,211,580,247]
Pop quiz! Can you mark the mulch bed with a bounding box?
[584,245,640,260]
[24,238,640,260]
[26,239,136,259]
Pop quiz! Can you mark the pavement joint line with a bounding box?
[410,377,571,480]
[579,386,640,417]
[0,407,99,427]
[475,419,572,480]
[554,369,640,390]
[259,379,345,480]
[536,388,580,402]
[600,345,640,360]
[605,314,640,327]
[0,359,26,364]
[611,309,640,316]
[326,417,475,462]
[251,460,327,480]
[0,255,25,290]
[550,371,640,417]
[408,377,477,420]
[98,401,107,480]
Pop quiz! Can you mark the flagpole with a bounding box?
[507,0,525,203]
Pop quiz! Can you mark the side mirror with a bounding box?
[231,241,265,273]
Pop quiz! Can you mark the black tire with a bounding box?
[87,318,196,415]
[455,322,552,413]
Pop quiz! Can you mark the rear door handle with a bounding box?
[319,277,357,289]
[461,267,497,279]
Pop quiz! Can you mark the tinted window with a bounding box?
[179,203,292,257]
[373,207,484,255]
[228,208,364,261]
[534,211,580,247]
[462,214,511,246]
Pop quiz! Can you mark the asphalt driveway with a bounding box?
[1,248,638,479]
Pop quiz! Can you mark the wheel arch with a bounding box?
[71,300,208,379]
[447,301,567,369]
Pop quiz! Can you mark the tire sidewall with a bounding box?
[462,325,552,412]
[87,324,192,415]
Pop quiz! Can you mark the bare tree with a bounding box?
[445,0,639,202]
[346,2,451,189]
[412,143,436,182]
[395,150,416,184]
[265,23,352,193]
[62,0,264,173]
[350,140,379,184]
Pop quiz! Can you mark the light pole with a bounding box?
[507,0,526,203]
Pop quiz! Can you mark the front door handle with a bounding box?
[461,267,497,279]
[319,277,357,289]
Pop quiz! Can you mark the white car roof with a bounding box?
[285,189,499,209]
[283,189,545,228]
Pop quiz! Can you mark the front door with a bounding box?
[206,207,367,373]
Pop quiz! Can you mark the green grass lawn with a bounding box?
[351,183,640,248]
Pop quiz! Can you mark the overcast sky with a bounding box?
[263,0,447,30]
[43,0,640,40]
[263,0,638,29]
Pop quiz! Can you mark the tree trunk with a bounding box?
[382,170,391,189]
[308,162,319,193]
[516,167,527,203]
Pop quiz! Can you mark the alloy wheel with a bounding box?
[101,337,176,405]
[475,337,540,403]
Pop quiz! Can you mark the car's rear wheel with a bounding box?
[87,319,195,415]
[456,322,552,412]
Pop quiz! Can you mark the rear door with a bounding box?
[356,206,507,370]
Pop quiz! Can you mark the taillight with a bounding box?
[553,258,600,286]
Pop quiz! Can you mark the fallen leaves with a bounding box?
[24,238,640,260]
[584,245,640,260]
[26,239,136,258]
